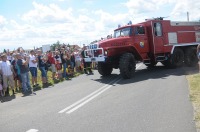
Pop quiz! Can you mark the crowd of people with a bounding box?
[0,45,95,98]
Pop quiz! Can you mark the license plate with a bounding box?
[91,58,96,61]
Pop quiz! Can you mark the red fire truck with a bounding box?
[84,18,200,79]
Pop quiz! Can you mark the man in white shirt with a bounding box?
[29,50,38,87]
[0,54,15,96]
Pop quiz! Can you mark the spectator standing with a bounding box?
[0,54,16,96]
[43,52,50,73]
[11,53,22,91]
[48,51,56,80]
[55,51,62,79]
[65,50,71,74]
[66,50,71,66]
[0,77,3,97]
[7,52,13,62]
[60,48,70,80]
[70,52,76,71]
[29,50,38,87]
[17,53,32,94]
[0,59,2,96]
[74,50,82,72]
[37,50,48,88]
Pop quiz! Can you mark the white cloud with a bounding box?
[124,0,200,21]
[93,10,130,31]
[123,0,169,15]
[0,1,149,50]
[22,2,73,23]
[84,0,95,5]
[170,0,200,21]
[20,2,128,46]
[0,15,7,29]
[122,0,173,23]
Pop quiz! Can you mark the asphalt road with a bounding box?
[0,63,197,132]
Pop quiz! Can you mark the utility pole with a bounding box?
[187,12,189,21]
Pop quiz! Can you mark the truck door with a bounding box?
[153,22,164,53]
[134,26,149,53]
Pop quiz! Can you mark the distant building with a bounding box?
[24,49,32,54]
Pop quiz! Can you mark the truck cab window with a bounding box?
[154,22,162,36]
[135,26,145,35]
[114,27,132,38]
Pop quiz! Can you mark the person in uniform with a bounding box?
[81,45,93,75]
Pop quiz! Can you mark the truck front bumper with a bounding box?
[84,45,106,62]
[84,56,106,62]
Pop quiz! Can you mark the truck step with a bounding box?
[143,59,151,64]
[156,56,166,61]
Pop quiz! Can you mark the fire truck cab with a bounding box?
[84,18,200,79]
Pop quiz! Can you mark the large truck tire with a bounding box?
[162,48,184,68]
[184,47,198,67]
[119,53,136,79]
[98,62,113,76]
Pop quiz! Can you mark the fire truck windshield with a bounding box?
[114,27,132,38]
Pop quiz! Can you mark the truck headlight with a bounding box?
[105,51,108,55]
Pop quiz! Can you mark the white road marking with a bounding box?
[26,129,38,132]
[66,78,121,114]
[59,63,142,114]
[58,77,120,113]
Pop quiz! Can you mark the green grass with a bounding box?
[33,68,83,87]
[187,74,200,129]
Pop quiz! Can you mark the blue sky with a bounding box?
[0,0,199,51]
